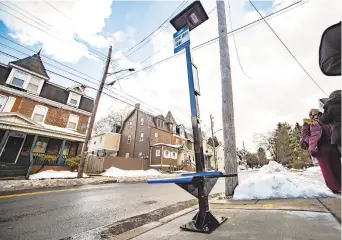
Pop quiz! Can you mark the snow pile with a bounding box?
[233,161,335,200]
[302,166,322,176]
[102,167,162,178]
[257,161,287,175]
[29,170,88,179]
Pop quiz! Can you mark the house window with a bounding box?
[129,121,132,129]
[127,135,131,144]
[63,141,71,156]
[67,114,79,130]
[100,137,103,144]
[67,92,81,107]
[140,117,144,125]
[139,133,144,142]
[31,105,48,123]
[0,95,8,111]
[11,70,28,88]
[154,133,158,143]
[27,77,41,93]
[171,152,177,159]
[32,137,49,153]
[164,150,170,158]
[156,150,160,157]
[125,153,129,158]
[138,152,143,158]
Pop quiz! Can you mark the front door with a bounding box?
[0,135,25,163]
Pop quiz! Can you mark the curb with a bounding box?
[0,179,118,196]
[110,207,197,240]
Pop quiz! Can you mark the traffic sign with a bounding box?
[173,25,190,54]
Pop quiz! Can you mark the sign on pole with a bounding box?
[192,63,200,95]
[173,25,190,54]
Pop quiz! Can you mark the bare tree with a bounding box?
[94,107,132,134]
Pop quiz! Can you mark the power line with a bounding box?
[116,0,308,81]
[139,6,217,65]
[248,0,327,96]
[43,1,72,20]
[0,42,100,87]
[227,0,252,80]
[5,1,60,31]
[117,0,189,61]
[0,4,114,64]
[0,35,101,83]
[0,48,192,127]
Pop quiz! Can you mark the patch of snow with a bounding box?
[233,161,335,200]
[302,166,322,176]
[29,170,88,179]
[257,161,287,175]
[174,170,193,173]
[102,167,162,178]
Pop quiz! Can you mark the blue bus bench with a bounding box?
[147,171,237,234]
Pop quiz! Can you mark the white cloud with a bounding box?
[103,0,342,153]
[0,0,123,62]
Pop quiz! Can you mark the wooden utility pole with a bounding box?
[210,114,217,170]
[77,46,112,178]
[216,1,239,196]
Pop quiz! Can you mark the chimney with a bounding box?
[135,103,140,109]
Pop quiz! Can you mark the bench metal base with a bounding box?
[180,211,227,234]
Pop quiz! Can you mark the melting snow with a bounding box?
[233,161,335,200]
[29,170,88,179]
[302,166,322,176]
[102,167,162,178]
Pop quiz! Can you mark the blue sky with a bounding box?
[3,0,338,152]
[0,1,198,96]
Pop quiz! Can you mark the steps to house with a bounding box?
[0,163,29,178]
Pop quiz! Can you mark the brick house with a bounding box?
[0,51,93,177]
[118,104,195,171]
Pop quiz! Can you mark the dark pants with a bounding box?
[316,143,341,192]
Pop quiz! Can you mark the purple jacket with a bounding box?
[301,119,331,154]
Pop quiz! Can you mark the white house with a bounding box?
[88,132,121,157]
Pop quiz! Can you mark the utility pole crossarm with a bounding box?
[77,46,112,178]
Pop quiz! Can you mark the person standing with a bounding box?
[320,90,341,154]
[301,109,341,193]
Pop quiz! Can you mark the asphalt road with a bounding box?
[0,171,324,240]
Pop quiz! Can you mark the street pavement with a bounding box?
[0,171,325,240]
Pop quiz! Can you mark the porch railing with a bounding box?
[32,153,69,166]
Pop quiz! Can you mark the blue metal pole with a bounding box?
[185,45,204,173]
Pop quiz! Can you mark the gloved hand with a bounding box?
[300,140,309,150]
[310,147,318,157]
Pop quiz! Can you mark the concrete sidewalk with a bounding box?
[112,198,341,240]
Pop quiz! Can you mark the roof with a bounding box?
[9,50,49,79]
[165,111,176,124]
[153,143,182,148]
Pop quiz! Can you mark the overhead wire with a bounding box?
[0,2,117,65]
[0,35,101,83]
[140,6,218,65]
[248,0,328,96]
[227,0,252,80]
[118,0,308,81]
[0,50,176,121]
[117,0,189,61]
[0,42,100,87]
